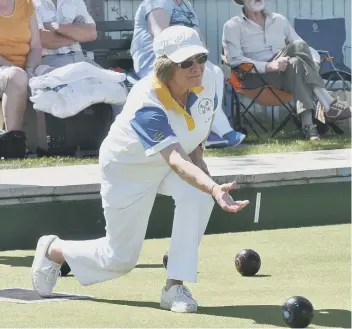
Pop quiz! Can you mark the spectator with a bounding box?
[0,0,42,159]
[130,0,246,148]
[33,0,124,124]
[223,0,351,140]
[31,26,249,312]
[32,0,97,69]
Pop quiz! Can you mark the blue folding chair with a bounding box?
[294,18,351,91]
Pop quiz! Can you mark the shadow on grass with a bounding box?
[0,256,164,269]
[0,256,34,267]
[91,298,352,328]
[135,264,164,269]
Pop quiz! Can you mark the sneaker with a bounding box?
[31,235,61,297]
[223,130,246,147]
[302,124,320,141]
[160,285,198,313]
[204,132,229,149]
[326,100,352,121]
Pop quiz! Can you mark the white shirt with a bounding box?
[222,11,302,73]
[100,67,217,171]
[33,0,95,56]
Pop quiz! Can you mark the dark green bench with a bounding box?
[81,20,135,70]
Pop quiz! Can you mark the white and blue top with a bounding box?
[101,66,217,169]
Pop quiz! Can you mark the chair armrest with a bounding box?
[221,56,256,73]
[230,63,259,82]
[317,50,330,55]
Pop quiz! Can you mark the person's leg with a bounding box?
[282,57,320,140]
[1,67,28,131]
[275,41,333,109]
[32,158,162,296]
[157,170,215,312]
[0,67,28,159]
[276,40,351,120]
[271,41,320,139]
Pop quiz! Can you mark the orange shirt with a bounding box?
[0,0,34,68]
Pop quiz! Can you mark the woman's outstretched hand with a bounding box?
[212,181,249,213]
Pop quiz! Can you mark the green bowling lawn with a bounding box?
[0,224,350,328]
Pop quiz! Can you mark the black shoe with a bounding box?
[0,130,26,159]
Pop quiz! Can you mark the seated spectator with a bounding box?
[33,0,97,69]
[130,0,246,148]
[0,0,42,159]
[33,0,123,121]
[223,0,351,141]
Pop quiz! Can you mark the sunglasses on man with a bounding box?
[177,53,208,69]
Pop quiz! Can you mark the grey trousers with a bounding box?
[243,40,325,114]
[41,51,100,69]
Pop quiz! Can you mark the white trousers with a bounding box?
[206,61,233,137]
[61,163,215,286]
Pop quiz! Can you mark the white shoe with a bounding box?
[160,285,198,313]
[31,235,61,297]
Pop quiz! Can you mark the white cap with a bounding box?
[153,25,209,63]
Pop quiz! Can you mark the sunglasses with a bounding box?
[177,54,208,69]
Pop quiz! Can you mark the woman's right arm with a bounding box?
[161,142,216,195]
[160,143,249,213]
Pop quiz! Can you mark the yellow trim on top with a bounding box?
[152,76,204,131]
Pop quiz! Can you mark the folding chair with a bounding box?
[294,18,351,92]
[221,55,301,139]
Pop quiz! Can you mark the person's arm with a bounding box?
[55,0,97,42]
[25,14,43,76]
[161,143,215,194]
[161,143,249,212]
[222,19,268,73]
[34,6,75,50]
[147,8,171,37]
[283,17,302,44]
[39,29,76,49]
[46,22,96,43]
[283,17,320,64]
[0,56,14,67]
[188,145,210,176]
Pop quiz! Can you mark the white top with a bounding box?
[222,10,302,73]
[100,67,217,169]
[33,0,95,56]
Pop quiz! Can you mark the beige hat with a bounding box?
[233,0,244,4]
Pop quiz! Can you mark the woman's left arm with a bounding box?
[188,145,210,176]
[25,14,42,77]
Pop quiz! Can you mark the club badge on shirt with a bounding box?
[198,98,214,122]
